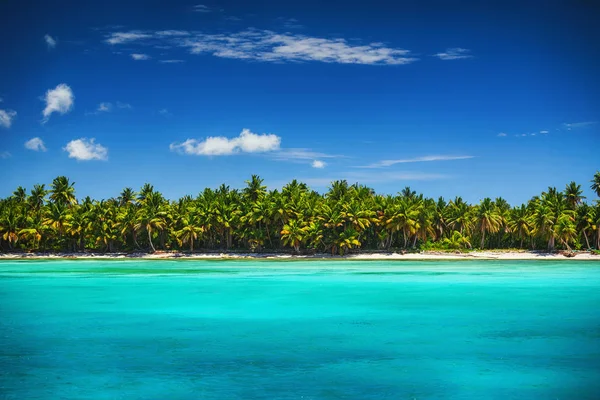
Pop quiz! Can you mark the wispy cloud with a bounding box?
[311,160,326,169]
[97,102,113,112]
[24,137,47,152]
[86,101,131,115]
[104,29,418,65]
[433,48,472,60]
[271,148,342,161]
[358,155,474,169]
[540,130,549,134]
[159,59,185,64]
[497,132,507,137]
[44,34,57,49]
[170,128,281,156]
[193,4,213,13]
[64,138,108,161]
[0,151,11,159]
[0,109,17,128]
[158,108,172,117]
[42,84,74,123]
[106,31,152,45]
[276,17,304,30]
[131,53,150,60]
[563,121,597,130]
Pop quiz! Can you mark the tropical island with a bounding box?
[1,173,600,260]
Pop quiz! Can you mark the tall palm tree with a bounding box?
[135,191,167,252]
[476,198,503,249]
[50,176,77,207]
[29,184,47,211]
[507,205,532,248]
[564,181,585,209]
[176,210,204,252]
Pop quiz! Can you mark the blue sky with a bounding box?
[1,0,599,204]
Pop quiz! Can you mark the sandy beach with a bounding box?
[1,251,598,261]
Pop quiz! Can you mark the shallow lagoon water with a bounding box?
[1,260,599,399]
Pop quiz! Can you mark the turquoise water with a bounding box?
[1,260,599,399]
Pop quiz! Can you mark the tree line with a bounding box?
[1,173,600,254]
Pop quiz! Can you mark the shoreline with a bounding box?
[1,251,599,261]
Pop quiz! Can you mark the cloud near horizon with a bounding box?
[104,29,418,65]
[24,137,47,152]
[42,84,74,123]
[358,155,475,168]
[311,160,326,169]
[170,128,281,156]
[64,138,108,161]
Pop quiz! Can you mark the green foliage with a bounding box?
[1,172,600,254]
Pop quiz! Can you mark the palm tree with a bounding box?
[336,228,361,255]
[507,205,532,248]
[591,172,600,198]
[280,219,306,253]
[442,231,472,250]
[135,191,167,252]
[564,181,585,208]
[29,184,47,210]
[475,198,503,249]
[50,176,77,207]
[176,210,204,252]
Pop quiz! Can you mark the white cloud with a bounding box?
[0,109,17,128]
[105,29,418,65]
[0,151,11,159]
[106,31,152,45]
[24,137,47,152]
[44,34,57,49]
[311,160,326,169]
[131,53,150,60]
[193,4,212,12]
[540,130,549,134]
[170,128,281,156]
[358,155,475,169]
[97,102,113,112]
[64,138,108,161]
[42,83,74,123]
[159,59,185,63]
[497,132,507,137]
[158,108,172,116]
[434,48,472,60]
[562,121,597,130]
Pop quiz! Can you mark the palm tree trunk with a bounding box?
[583,231,590,249]
[147,228,156,252]
[190,237,194,253]
[480,229,486,249]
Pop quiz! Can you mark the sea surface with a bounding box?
[0,259,599,399]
